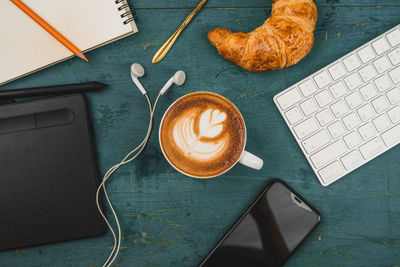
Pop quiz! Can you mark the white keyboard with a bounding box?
[274,24,400,186]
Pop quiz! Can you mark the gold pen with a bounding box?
[152,0,208,64]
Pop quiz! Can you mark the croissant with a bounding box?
[208,0,317,73]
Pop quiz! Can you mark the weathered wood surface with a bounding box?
[0,0,399,266]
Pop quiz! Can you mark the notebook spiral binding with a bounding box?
[115,0,138,24]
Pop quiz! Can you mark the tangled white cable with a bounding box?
[95,63,186,267]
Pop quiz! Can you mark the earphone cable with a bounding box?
[97,94,152,267]
[96,93,161,267]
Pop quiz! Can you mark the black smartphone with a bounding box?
[199,179,321,267]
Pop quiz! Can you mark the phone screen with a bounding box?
[200,181,320,267]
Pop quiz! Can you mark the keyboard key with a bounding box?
[300,98,318,116]
[319,161,345,185]
[386,87,400,104]
[358,122,376,140]
[316,109,334,126]
[299,79,317,97]
[293,117,319,139]
[343,54,361,72]
[310,140,347,169]
[276,88,302,110]
[359,65,377,82]
[345,92,363,109]
[341,150,362,170]
[387,106,400,124]
[389,66,400,84]
[359,137,384,159]
[373,114,391,132]
[388,47,400,65]
[357,104,375,122]
[328,121,346,138]
[285,107,303,125]
[372,95,390,113]
[387,29,400,47]
[314,71,332,88]
[359,83,377,101]
[343,112,361,130]
[381,124,400,147]
[344,131,362,149]
[329,81,348,99]
[315,90,333,107]
[328,62,346,80]
[374,75,393,92]
[331,100,349,118]
[344,73,362,90]
[372,37,390,55]
[302,130,331,154]
[373,56,392,74]
[358,46,376,63]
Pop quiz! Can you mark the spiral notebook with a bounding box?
[0,0,138,86]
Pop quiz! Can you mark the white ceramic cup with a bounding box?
[159,91,263,178]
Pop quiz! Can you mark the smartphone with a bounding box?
[199,179,321,267]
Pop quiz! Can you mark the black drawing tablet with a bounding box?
[0,94,105,251]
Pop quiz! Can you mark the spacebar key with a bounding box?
[381,124,400,147]
[310,140,347,169]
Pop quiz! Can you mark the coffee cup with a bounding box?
[159,91,263,178]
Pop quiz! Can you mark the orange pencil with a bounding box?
[10,0,88,62]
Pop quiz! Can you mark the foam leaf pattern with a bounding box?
[198,109,227,138]
[172,108,228,161]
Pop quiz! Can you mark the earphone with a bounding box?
[96,63,186,267]
[131,63,186,95]
[130,63,147,95]
[160,70,186,95]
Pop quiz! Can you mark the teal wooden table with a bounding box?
[1,0,400,266]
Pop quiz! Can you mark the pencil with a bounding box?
[10,0,88,62]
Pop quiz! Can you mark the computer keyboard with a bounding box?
[274,24,400,186]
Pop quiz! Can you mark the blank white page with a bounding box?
[0,0,137,85]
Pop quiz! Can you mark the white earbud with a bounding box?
[159,70,186,95]
[130,63,147,95]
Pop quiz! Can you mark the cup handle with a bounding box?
[238,151,263,170]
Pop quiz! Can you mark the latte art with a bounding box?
[173,108,228,160]
[160,92,246,178]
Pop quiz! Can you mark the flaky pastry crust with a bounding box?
[208,0,317,72]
